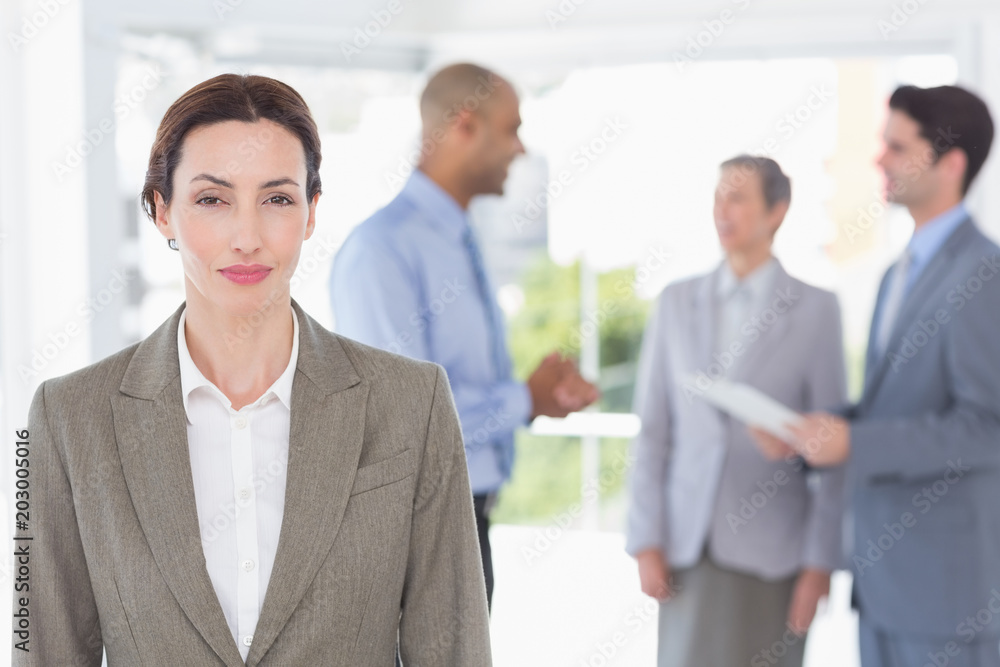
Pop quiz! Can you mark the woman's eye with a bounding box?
[266,195,293,206]
[196,196,222,206]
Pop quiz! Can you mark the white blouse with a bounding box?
[177,306,298,661]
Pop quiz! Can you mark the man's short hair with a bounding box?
[719,154,791,209]
[888,84,994,195]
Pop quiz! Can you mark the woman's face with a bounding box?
[154,118,317,318]
[713,166,782,255]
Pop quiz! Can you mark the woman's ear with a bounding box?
[153,191,173,240]
[304,191,320,241]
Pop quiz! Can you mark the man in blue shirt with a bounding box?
[753,85,1000,667]
[331,63,599,610]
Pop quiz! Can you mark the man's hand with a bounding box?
[553,364,600,413]
[527,352,600,420]
[786,568,830,636]
[788,413,851,466]
[747,414,850,467]
[636,549,674,602]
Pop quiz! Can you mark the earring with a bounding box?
[167,238,178,251]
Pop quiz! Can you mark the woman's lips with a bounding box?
[220,265,271,285]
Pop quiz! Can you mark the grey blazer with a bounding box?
[13,299,492,666]
[844,218,1000,638]
[626,260,847,579]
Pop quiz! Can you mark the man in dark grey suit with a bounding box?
[754,85,1000,666]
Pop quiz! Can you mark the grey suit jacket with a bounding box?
[844,218,1000,638]
[13,299,492,666]
[626,260,847,579]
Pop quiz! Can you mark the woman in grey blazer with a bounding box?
[13,74,491,666]
[626,155,847,667]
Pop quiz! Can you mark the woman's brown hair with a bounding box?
[140,73,322,220]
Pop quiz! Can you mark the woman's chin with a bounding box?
[717,236,742,252]
[210,290,288,320]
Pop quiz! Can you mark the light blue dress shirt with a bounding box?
[330,168,532,494]
[874,201,969,347]
[713,256,779,376]
[902,201,970,292]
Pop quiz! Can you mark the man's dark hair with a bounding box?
[888,84,994,195]
[719,154,791,209]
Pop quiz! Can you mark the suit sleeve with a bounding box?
[12,382,103,667]
[625,291,674,558]
[848,267,1000,482]
[398,365,492,666]
[800,293,848,572]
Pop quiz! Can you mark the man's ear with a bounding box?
[453,107,479,141]
[768,199,790,236]
[939,148,968,194]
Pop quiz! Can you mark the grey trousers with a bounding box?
[859,618,1000,667]
[657,555,805,667]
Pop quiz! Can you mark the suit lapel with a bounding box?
[112,304,246,667]
[864,270,892,389]
[690,265,719,374]
[862,218,975,401]
[245,300,368,665]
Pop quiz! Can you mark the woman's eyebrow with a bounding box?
[190,173,233,188]
[259,177,300,189]
[188,175,300,189]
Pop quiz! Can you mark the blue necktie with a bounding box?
[462,224,508,382]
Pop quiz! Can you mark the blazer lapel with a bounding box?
[862,218,975,401]
[112,304,246,667]
[246,300,369,665]
[690,264,720,374]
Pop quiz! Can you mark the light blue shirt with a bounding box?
[903,201,969,293]
[330,169,532,494]
[874,201,969,348]
[714,257,780,363]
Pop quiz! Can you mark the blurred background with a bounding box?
[2,0,999,664]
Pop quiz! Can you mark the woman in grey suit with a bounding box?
[14,74,491,666]
[626,155,847,666]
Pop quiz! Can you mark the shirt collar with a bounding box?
[905,201,968,267]
[399,167,470,240]
[716,256,779,301]
[177,305,299,419]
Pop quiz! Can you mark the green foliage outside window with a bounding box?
[492,253,651,526]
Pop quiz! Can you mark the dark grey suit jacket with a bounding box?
[13,299,492,666]
[846,218,1000,639]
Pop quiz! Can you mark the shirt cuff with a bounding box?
[494,380,532,428]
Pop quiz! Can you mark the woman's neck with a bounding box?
[726,245,773,280]
[182,293,295,411]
